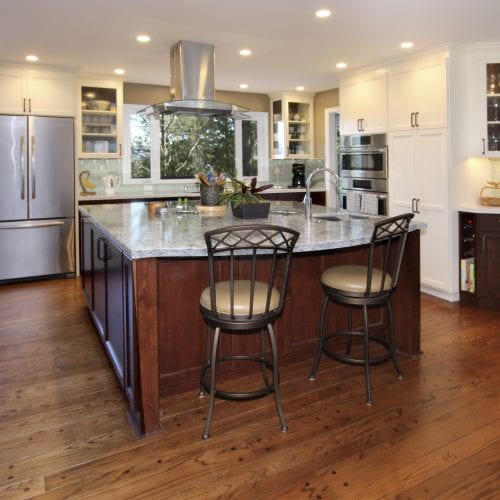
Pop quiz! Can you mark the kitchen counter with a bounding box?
[79,202,423,436]
[457,204,500,214]
[79,201,425,259]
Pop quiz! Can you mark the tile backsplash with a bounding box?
[78,158,326,195]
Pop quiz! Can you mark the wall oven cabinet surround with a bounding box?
[479,61,500,156]
[458,212,500,309]
[388,56,447,131]
[389,127,452,295]
[0,66,75,116]
[339,71,388,135]
[270,92,314,159]
[78,80,123,158]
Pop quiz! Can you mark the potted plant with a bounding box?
[220,177,274,218]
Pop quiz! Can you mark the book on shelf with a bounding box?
[460,257,475,293]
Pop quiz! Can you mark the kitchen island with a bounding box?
[79,202,423,436]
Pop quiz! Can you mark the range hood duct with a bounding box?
[141,40,248,118]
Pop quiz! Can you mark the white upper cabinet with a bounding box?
[339,71,388,135]
[0,66,75,116]
[478,60,500,157]
[270,92,314,159]
[388,56,447,131]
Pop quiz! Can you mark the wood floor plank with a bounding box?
[0,280,499,499]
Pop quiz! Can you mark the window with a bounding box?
[123,104,268,184]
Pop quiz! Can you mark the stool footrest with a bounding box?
[321,331,392,366]
[200,354,275,401]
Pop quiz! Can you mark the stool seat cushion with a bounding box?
[321,265,392,294]
[200,280,280,315]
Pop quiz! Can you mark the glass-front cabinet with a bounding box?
[482,63,500,156]
[78,80,123,158]
[270,92,314,159]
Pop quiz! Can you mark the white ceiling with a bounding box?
[1,0,500,94]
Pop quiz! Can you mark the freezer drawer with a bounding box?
[0,219,75,281]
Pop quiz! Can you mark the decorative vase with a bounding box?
[231,201,271,219]
[200,185,223,206]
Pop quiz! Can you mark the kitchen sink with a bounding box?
[313,214,343,222]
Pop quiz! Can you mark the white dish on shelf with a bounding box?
[94,140,109,153]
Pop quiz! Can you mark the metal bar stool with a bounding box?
[199,224,299,439]
[309,213,414,405]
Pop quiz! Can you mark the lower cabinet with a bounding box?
[459,212,500,308]
[79,216,139,422]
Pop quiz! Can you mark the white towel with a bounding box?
[360,193,379,215]
[346,191,361,212]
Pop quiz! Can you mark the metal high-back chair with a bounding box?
[199,224,300,439]
[309,213,414,405]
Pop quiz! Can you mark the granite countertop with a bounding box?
[78,187,325,202]
[457,204,500,214]
[79,201,425,260]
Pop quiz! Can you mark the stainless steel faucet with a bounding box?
[304,167,341,219]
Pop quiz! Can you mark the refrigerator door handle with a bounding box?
[0,220,65,229]
[20,135,26,200]
[31,135,36,199]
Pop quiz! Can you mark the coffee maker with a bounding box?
[291,163,306,187]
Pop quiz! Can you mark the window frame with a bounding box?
[122,104,269,185]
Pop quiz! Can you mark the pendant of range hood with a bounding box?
[140,40,249,118]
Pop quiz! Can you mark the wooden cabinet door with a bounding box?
[105,238,125,387]
[80,217,93,308]
[92,230,107,341]
[477,215,500,303]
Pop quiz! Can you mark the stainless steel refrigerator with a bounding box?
[0,115,75,281]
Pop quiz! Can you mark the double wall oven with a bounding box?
[338,133,388,215]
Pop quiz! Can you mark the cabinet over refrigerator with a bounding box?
[0,115,75,281]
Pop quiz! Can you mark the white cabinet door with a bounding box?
[388,130,417,214]
[0,67,75,116]
[388,57,447,131]
[477,60,500,157]
[418,129,450,292]
[0,68,27,114]
[415,60,448,129]
[389,128,451,294]
[340,72,387,134]
[339,79,364,135]
[28,72,75,116]
[363,72,388,133]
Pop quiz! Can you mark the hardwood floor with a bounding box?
[0,277,499,499]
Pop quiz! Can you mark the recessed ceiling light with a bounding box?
[136,34,151,43]
[296,86,305,91]
[239,83,249,89]
[315,9,331,18]
[239,49,252,56]
[114,68,125,75]
[336,62,347,69]
[400,41,414,49]
[25,54,38,62]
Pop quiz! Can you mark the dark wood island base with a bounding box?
[128,230,421,436]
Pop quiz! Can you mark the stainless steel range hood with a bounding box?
[141,40,248,118]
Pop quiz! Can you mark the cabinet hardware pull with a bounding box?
[357,119,360,132]
[31,136,36,199]
[416,198,421,213]
[482,235,486,252]
[410,112,415,127]
[23,98,26,113]
[411,198,416,212]
[119,143,122,156]
[415,112,419,127]
[360,118,364,131]
[97,237,107,261]
[20,136,25,200]
[482,138,486,155]
[28,98,32,114]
